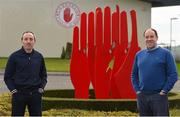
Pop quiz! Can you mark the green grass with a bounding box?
[0,91,180,116]
[0,57,180,75]
[0,57,70,72]
[0,58,7,70]
[44,58,70,72]
[177,63,180,76]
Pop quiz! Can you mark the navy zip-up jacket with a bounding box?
[4,47,47,91]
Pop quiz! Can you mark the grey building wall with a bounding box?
[0,0,151,57]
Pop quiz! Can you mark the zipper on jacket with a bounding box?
[28,56,31,64]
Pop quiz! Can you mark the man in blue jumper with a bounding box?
[131,28,178,116]
[4,31,47,116]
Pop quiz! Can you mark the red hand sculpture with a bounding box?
[94,7,113,99]
[70,5,141,99]
[70,13,90,99]
[114,10,141,99]
[87,12,96,89]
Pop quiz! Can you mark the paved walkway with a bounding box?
[0,70,179,94]
[0,71,74,94]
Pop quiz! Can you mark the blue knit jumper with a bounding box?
[131,46,178,94]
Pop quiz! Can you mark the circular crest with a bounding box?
[55,1,80,28]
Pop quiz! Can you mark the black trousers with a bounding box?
[11,90,42,116]
[137,93,169,116]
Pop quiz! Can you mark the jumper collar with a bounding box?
[146,45,159,52]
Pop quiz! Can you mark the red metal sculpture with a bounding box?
[70,5,141,99]
[70,13,91,99]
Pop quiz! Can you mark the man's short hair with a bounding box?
[143,28,158,38]
[21,31,36,40]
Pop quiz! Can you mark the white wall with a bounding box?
[0,0,151,57]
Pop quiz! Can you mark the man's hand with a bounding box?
[159,90,166,95]
[38,88,44,93]
[11,89,17,94]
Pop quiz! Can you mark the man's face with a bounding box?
[144,29,158,49]
[21,32,36,52]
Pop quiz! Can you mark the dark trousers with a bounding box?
[137,93,169,116]
[12,90,42,116]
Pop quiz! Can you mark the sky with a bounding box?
[151,5,180,46]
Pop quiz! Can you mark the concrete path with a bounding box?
[0,71,179,94]
[0,72,73,94]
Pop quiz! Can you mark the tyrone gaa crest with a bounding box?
[55,1,80,28]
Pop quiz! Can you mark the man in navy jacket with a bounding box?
[4,31,47,116]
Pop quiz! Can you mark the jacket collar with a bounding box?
[20,47,34,55]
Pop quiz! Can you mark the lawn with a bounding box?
[0,57,70,72]
[0,57,180,75]
[44,58,70,72]
[0,58,7,70]
[177,63,180,76]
